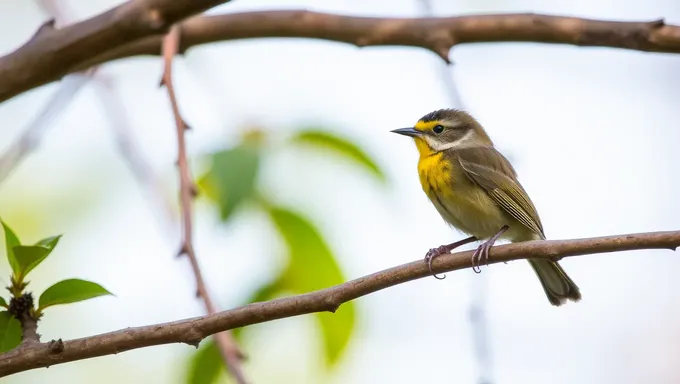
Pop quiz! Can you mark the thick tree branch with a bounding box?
[0,230,677,377]
[0,10,673,103]
[161,25,247,383]
[0,0,236,103]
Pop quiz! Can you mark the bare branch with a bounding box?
[34,10,680,86]
[2,10,680,104]
[0,69,93,184]
[91,76,178,233]
[161,25,247,383]
[0,230,677,377]
[0,0,236,103]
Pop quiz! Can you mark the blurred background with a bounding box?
[1,0,680,383]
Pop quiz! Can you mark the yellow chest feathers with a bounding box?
[416,149,506,238]
[418,152,453,198]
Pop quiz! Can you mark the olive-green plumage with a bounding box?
[392,108,581,306]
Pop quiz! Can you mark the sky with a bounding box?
[1,0,680,383]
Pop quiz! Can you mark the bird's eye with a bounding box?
[433,125,445,134]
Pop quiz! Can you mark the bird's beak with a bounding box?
[391,127,421,137]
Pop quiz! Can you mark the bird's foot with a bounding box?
[470,226,509,274]
[424,236,477,280]
[425,246,451,280]
[471,242,492,274]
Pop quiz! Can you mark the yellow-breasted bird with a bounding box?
[392,108,581,306]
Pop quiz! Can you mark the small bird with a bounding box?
[392,108,581,306]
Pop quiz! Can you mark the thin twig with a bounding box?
[0,69,94,185]
[161,25,247,384]
[27,2,240,378]
[28,2,242,379]
[91,78,178,233]
[0,230,677,377]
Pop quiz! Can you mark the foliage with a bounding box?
[197,144,261,222]
[187,340,222,384]
[0,221,112,352]
[265,205,355,365]
[289,129,386,183]
[0,312,21,353]
[187,126,384,383]
[38,279,112,312]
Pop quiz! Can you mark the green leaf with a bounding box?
[13,245,51,278]
[187,340,222,384]
[266,204,355,366]
[0,311,21,353]
[2,221,21,276]
[14,235,62,277]
[290,129,386,183]
[198,144,261,221]
[38,279,112,311]
[0,297,7,309]
[35,235,61,251]
[317,306,355,365]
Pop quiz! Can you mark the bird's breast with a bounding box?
[417,153,452,198]
[417,153,509,239]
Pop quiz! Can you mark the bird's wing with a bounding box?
[454,146,545,238]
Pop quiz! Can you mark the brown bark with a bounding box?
[0,230,677,377]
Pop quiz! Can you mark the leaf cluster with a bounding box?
[0,222,112,352]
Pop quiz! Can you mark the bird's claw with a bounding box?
[470,225,509,274]
[423,236,479,280]
[425,245,449,261]
[471,242,491,274]
[424,245,450,280]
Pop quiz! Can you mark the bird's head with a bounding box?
[391,109,493,156]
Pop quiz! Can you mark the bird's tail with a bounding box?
[528,259,581,306]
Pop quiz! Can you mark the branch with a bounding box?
[40,10,680,83]
[8,294,40,346]
[18,314,40,345]
[0,69,93,184]
[91,77,178,232]
[4,9,680,104]
[161,25,247,383]
[0,230,678,377]
[0,0,236,103]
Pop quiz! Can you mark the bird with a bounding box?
[391,108,581,306]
